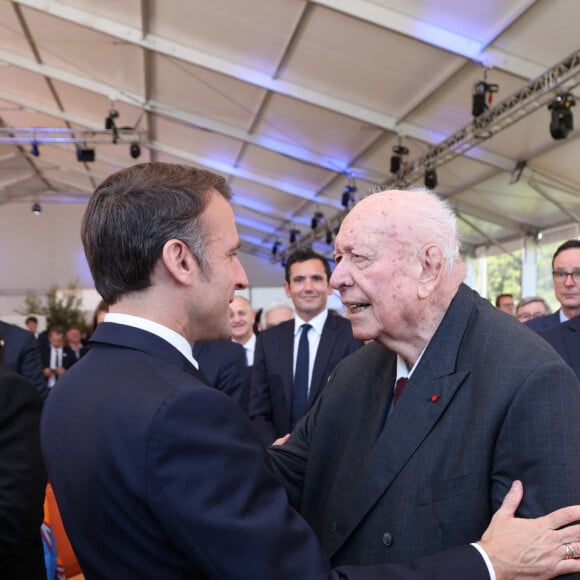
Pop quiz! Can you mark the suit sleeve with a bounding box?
[0,371,47,553]
[214,343,250,414]
[249,333,278,446]
[18,333,48,402]
[147,389,489,580]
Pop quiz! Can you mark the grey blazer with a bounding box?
[269,284,580,573]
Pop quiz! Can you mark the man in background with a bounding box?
[0,319,47,400]
[250,248,361,446]
[229,295,256,366]
[526,239,580,332]
[495,293,515,315]
[516,296,550,323]
[263,299,294,328]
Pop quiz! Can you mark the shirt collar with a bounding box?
[104,313,198,369]
[294,309,328,336]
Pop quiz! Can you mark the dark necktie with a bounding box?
[291,323,312,429]
[393,377,408,406]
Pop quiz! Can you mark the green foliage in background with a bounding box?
[21,281,89,333]
[486,251,522,301]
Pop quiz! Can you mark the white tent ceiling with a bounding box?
[1,0,580,269]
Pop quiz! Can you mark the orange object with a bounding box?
[44,483,83,578]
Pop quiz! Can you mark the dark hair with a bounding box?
[284,247,331,284]
[495,293,513,307]
[25,316,38,324]
[552,239,580,268]
[81,163,231,304]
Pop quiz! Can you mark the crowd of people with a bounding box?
[2,162,580,579]
[494,238,580,380]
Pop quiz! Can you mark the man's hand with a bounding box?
[272,434,291,446]
[479,480,580,579]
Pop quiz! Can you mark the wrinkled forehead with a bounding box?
[337,194,406,248]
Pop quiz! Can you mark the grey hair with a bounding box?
[516,296,551,314]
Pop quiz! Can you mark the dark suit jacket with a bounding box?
[524,310,561,332]
[193,339,250,413]
[40,322,487,580]
[63,345,88,366]
[250,312,362,445]
[0,321,47,401]
[268,284,580,571]
[39,343,76,373]
[0,368,47,580]
[539,314,580,379]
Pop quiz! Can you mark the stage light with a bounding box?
[130,142,141,159]
[76,147,95,162]
[105,108,119,130]
[30,141,39,157]
[424,167,438,190]
[289,229,300,244]
[341,184,357,208]
[472,80,499,118]
[311,211,324,229]
[390,142,409,174]
[31,202,42,215]
[548,94,575,140]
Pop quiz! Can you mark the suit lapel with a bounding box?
[308,315,338,405]
[280,322,296,408]
[324,284,475,557]
[562,316,580,377]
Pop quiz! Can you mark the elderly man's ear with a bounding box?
[417,244,445,298]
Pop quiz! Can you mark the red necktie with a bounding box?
[394,377,408,405]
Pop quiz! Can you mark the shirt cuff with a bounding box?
[471,543,495,580]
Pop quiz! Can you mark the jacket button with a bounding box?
[330,521,337,534]
[382,532,393,547]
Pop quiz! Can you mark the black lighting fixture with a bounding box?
[548,93,576,140]
[390,138,409,174]
[289,228,300,244]
[271,241,281,256]
[341,177,357,208]
[510,160,527,184]
[472,71,499,118]
[31,202,42,216]
[105,108,119,130]
[30,141,40,157]
[130,142,141,159]
[325,229,333,245]
[424,167,438,190]
[76,147,96,162]
[311,211,324,229]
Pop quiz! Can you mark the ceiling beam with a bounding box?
[4,4,516,172]
[312,0,544,78]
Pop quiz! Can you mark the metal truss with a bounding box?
[272,47,580,263]
[0,127,145,144]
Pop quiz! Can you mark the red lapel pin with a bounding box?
[430,395,439,402]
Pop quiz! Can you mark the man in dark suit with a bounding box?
[38,326,73,389]
[268,188,580,573]
[0,320,47,401]
[539,315,580,379]
[39,163,580,579]
[526,239,580,332]
[0,366,47,579]
[250,248,361,446]
[192,339,250,413]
